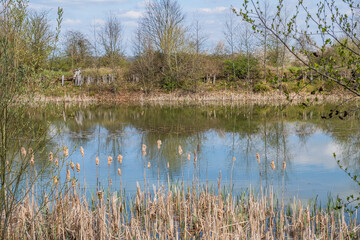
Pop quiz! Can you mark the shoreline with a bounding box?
[33,90,359,105]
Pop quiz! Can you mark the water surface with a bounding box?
[29,103,360,203]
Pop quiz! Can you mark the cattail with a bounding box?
[54,158,59,167]
[187,154,190,161]
[53,176,58,185]
[147,162,151,168]
[167,162,170,168]
[233,157,236,162]
[70,161,75,170]
[178,145,183,155]
[30,153,34,166]
[28,148,33,154]
[49,152,53,162]
[66,169,71,181]
[80,146,84,157]
[72,179,76,187]
[142,144,147,153]
[194,156,197,163]
[117,154,123,164]
[157,140,162,150]
[194,149,196,156]
[97,191,103,199]
[95,156,99,166]
[256,153,260,164]
[271,160,275,170]
[283,160,286,170]
[117,168,121,176]
[76,163,80,172]
[21,147,26,157]
[63,146,68,157]
[108,156,112,166]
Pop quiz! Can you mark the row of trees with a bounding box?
[3,0,360,95]
[50,0,297,92]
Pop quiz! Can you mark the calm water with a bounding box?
[30,103,360,203]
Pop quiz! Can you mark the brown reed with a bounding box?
[95,156,99,166]
[178,145,183,155]
[3,147,359,240]
[63,146,68,157]
[48,152,53,162]
[21,147,26,157]
[117,154,122,164]
[107,156,112,166]
[80,147,84,157]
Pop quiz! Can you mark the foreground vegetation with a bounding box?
[2,146,359,239]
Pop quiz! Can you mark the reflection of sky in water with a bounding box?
[47,112,359,204]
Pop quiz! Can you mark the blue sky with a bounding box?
[29,0,243,54]
[29,0,342,55]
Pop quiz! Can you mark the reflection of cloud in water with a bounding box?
[291,132,341,169]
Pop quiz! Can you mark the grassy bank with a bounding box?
[3,146,359,239]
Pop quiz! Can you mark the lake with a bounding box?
[28,102,360,204]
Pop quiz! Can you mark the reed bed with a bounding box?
[2,147,360,239]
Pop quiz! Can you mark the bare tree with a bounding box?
[27,11,53,72]
[191,16,207,54]
[140,0,186,87]
[224,9,239,55]
[239,21,257,86]
[64,31,92,69]
[99,13,124,71]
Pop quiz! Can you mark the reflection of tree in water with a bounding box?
[23,103,360,181]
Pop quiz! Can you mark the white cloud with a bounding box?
[28,3,52,10]
[63,19,82,25]
[119,10,143,19]
[123,20,138,27]
[198,6,227,14]
[91,19,105,26]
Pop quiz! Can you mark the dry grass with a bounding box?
[2,148,360,239]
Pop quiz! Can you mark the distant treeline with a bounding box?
[1,0,357,94]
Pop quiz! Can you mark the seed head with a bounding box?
[271,160,275,170]
[54,158,59,167]
[66,169,71,181]
[167,162,169,168]
[233,157,236,163]
[63,146,68,157]
[70,161,75,170]
[53,176,58,185]
[147,162,151,168]
[96,156,99,166]
[283,161,286,170]
[187,154,190,161]
[178,145,183,155]
[194,156,197,163]
[97,191,103,199]
[108,156,112,166]
[28,148,33,154]
[117,154,123,164]
[117,168,121,176]
[256,153,260,164]
[80,146,84,157]
[157,140,162,150]
[21,147,26,157]
[49,152,53,162]
[30,153,34,166]
[76,163,80,173]
[142,144,147,153]
[72,179,76,188]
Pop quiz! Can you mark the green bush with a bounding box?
[223,54,259,81]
